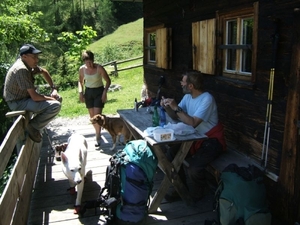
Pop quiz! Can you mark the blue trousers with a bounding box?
[7,98,61,130]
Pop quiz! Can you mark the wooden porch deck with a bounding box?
[27,122,218,225]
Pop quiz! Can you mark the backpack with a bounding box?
[214,163,272,225]
[81,140,158,225]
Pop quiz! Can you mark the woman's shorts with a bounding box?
[84,86,105,108]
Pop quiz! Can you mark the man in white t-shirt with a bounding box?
[161,71,226,202]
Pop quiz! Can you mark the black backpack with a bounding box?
[81,140,158,225]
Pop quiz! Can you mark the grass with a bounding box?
[58,64,143,118]
[89,18,143,51]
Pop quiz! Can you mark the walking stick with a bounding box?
[261,20,279,168]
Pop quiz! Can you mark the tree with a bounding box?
[0,0,48,61]
[0,0,48,142]
[56,25,97,88]
[96,0,117,36]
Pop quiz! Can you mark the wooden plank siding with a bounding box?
[143,0,300,223]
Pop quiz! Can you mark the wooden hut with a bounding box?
[142,0,300,224]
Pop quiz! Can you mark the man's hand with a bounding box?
[161,96,178,111]
[50,89,59,98]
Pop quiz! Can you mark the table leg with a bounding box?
[123,120,141,140]
[148,141,194,213]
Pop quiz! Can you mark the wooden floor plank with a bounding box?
[28,124,219,225]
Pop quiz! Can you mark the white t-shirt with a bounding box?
[178,92,218,134]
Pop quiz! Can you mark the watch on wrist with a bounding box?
[174,106,183,114]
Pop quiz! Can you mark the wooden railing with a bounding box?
[102,55,143,76]
[0,111,42,225]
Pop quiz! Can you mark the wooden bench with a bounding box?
[205,148,278,186]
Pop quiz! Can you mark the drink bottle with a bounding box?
[159,107,166,127]
[152,106,159,127]
[134,98,138,111]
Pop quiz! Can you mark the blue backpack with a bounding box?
[104,140,158,224]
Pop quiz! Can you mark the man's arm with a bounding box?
[161,97,203,128]
[163,105,178,120]
[33,66,59,98]
[27,88,57,101]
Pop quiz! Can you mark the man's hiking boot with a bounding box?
[27,124,42,143]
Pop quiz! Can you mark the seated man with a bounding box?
[160,71,226,202]
[3,44,62,143]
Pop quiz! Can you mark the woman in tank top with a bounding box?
[78,50,111,147]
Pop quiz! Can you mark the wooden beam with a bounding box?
[279,7,300,223]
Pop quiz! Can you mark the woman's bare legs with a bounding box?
[88,107,102,145]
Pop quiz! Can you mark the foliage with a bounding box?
[0,63,11,143]
[0,0,48,61]
[56,26,97,88]
[95,0,117,36]
[113,2,143,25]
[58,25,97,60]
[0,153,17,198]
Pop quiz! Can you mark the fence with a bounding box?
[102,55,143,76]
[0,111,42,225]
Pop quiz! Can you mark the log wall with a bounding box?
[143,0,300,223]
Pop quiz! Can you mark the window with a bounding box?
[148,33,156,62]
[224,17,253,75]
[144,26,172,69]
[192,2,258,81]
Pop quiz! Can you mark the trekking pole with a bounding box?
[261,19,279,168]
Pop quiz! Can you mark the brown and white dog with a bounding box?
[90,114,131,150]
[61,133,87,214]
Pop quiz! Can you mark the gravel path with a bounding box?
[46,115,92,145]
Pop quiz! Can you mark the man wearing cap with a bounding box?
[3,44,62,143]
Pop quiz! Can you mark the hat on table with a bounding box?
[19,44,42,55]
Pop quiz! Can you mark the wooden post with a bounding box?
[279,8,300,223]
[112,61,118,77]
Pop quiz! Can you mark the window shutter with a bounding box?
[192,19,216,75]
[156,28,172,69]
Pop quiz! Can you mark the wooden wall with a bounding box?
[143,0,300,223]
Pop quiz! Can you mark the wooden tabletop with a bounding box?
[117,107,207,146]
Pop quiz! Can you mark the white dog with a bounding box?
[61,133,88,214]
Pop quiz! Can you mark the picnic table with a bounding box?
[117,107,207,213]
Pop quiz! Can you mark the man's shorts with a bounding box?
[84,86,105,108]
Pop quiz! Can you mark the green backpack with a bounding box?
[215,164,272,225]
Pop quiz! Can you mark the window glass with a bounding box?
[226,20,237,71]
[224,17,253,75]
[241,18,253,73]
[149,33,156,62]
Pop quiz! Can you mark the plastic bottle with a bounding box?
[152,106,159,127]
[159,107,166,127]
